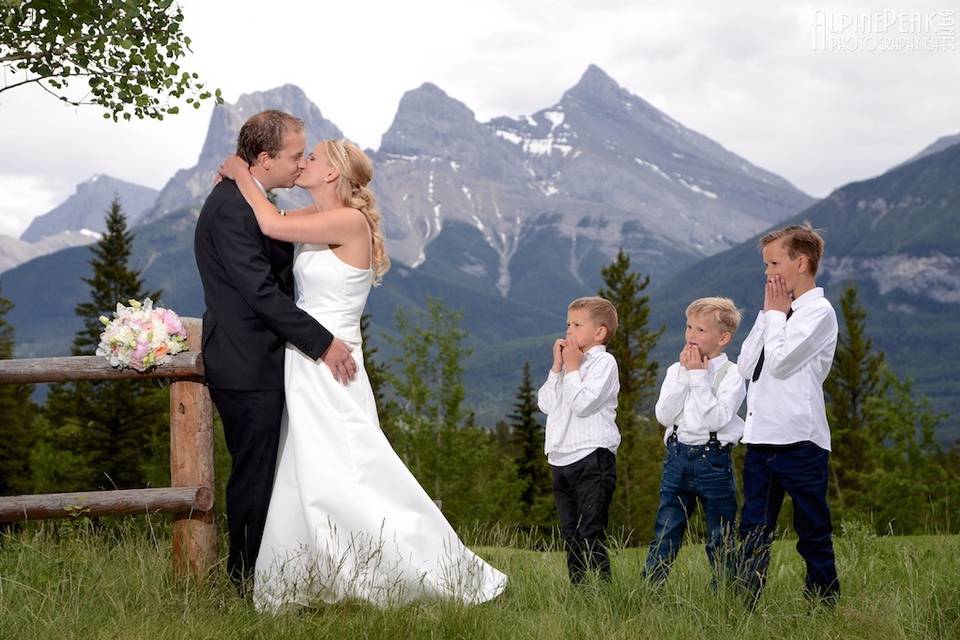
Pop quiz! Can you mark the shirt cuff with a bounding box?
[547,370,561,382]
[764,309,788,326]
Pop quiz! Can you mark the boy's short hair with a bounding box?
[759,221,825,276]
[686,297,742,335]
[568,296,618,344]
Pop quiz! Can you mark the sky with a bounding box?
[1,0,958,238]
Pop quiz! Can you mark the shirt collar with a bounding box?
[584,344,606,360]
[791,286,824,311]
[707,352,729,372]
[251,176,268,196]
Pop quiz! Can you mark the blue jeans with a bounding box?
[644,439,739,586]
[738,442,840,604]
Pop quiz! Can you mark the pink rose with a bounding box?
[133,340,150,360]
[162,309,184,335]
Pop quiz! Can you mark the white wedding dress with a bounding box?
[254,243,507,611]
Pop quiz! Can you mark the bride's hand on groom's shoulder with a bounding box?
[216,155,250,182]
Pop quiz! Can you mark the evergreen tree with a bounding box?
[597,249,664,542]
[824,284,888,507]
[43,199,168,491]
[822,283,954,533]
[0,288,37,495]
[853,371,950,533]
[508,362,554,527]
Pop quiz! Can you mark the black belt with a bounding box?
[747,441,813,451]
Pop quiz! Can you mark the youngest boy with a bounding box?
[644,297,745,587]
[537,296,621,584]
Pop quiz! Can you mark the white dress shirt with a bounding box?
[736,287,838,451]
[654,353,746,446]
[537,345,621,467]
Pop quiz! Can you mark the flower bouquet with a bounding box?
[96,298,188,372]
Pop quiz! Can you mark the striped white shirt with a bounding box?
[654,353,746,446]
[537,345,621,467]
[736,287,838,451]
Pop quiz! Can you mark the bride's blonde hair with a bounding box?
[323,139,390,284]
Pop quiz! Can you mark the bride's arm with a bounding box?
[220,155,366,244]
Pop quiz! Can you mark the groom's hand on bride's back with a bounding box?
[322,338,357,384]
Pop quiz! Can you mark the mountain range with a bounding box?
[0,229,98,273]
[1,65,956,438]
[20,175,158,243]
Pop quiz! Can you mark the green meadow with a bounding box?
[1,519,957,640]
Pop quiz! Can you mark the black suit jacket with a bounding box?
[194,180,333,390]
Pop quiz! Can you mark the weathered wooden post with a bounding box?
[170,317,217,578]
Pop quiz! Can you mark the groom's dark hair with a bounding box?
[236,110,305,165]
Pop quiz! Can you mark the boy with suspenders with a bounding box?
[644,297,746,588]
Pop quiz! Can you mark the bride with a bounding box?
[218,140,507,610]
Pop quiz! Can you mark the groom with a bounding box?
[194,109,357,594]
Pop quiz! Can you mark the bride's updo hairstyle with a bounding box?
[323,139,390,284]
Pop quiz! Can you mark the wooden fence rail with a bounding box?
[0,318,216,579]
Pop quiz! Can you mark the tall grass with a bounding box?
[0,517,958,639]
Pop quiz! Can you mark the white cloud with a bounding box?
[0,174,69,238]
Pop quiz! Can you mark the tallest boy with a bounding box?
[735,222,840,606]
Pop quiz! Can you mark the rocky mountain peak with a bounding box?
[146,85,343,220]
[562,64,642,113]
[198,84,344,165]
[379,83,484,157]
[20,175,158,242]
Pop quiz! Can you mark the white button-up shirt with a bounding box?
[537,345,621,466]
[736,287,838,451]
[654,353,746,446]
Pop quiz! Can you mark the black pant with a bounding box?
[738,442,840,604]
[210,388,285,593]
[552,448,617,584]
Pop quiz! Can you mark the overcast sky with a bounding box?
[1,0,958,238]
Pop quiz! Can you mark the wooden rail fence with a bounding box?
[0,318,216,578]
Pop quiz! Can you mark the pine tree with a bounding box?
[597,249,664,541]
[598,250,662,415]
[508,362,554,527]
[824,284,888,507]
[854,371,949,533]
[43,198,168,491]
[0,288,37,495]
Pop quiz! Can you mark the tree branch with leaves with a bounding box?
[1,0,221,121]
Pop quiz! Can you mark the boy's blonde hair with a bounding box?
[568,296,618,344]
[760,221,825,276]
[686,297,742,335]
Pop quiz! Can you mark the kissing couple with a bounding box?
[194,109,507,610]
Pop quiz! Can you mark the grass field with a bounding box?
[1,519,958,639]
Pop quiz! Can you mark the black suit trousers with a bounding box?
[210,387,286,591]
